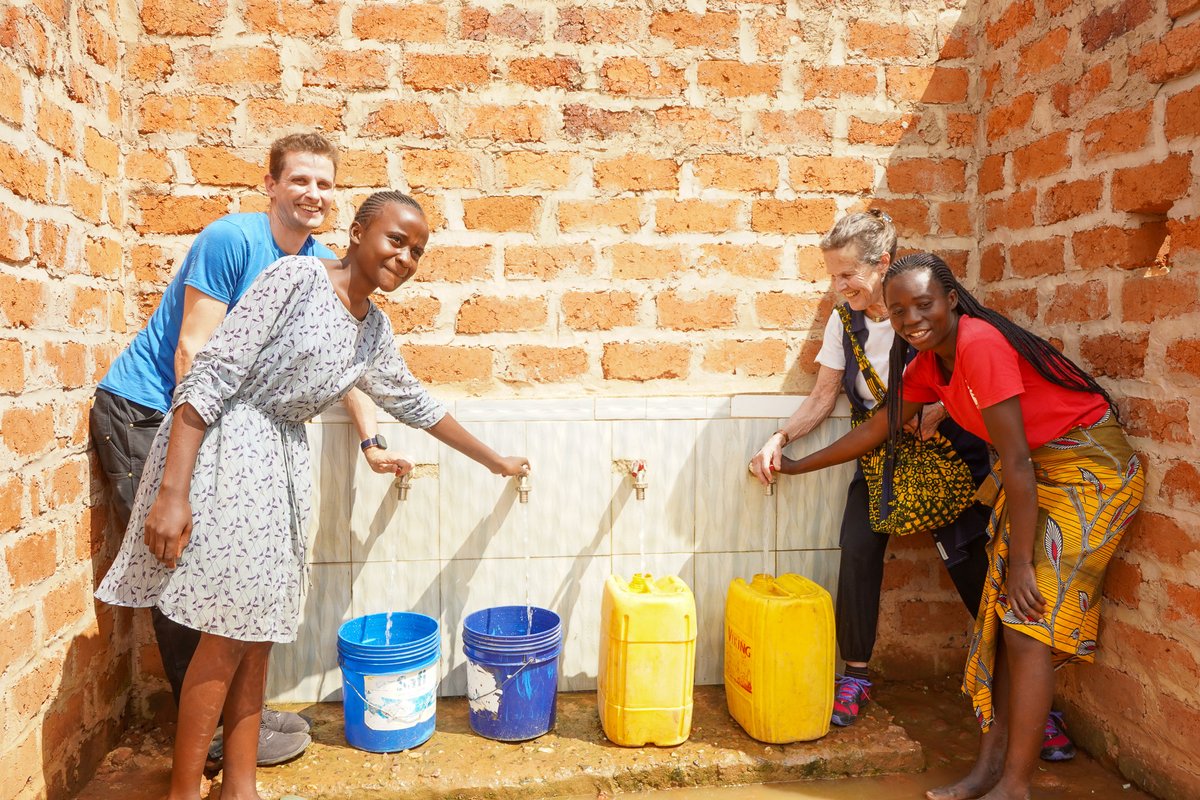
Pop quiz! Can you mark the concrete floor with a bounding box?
[75,677,1156,799]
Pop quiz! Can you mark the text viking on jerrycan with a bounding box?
[724,573,834,744]
[598,573,697,747]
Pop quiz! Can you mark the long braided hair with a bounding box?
[878,253,1116,505]
[352,190,424,229]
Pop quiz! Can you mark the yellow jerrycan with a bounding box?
[598,573,697,746]
[724,573,834,743]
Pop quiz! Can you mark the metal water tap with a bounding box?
[516,473,532,504]
[394,471,411,501]
[764,473,776,496]
[631,460,648,501]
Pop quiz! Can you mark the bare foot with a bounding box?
[976,781,1030,800]
[925,761,1003,800]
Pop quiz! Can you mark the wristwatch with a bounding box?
[360,434,388,452]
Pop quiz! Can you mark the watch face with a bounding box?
[375,433,388,450]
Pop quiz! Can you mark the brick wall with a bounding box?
[0,0,134,798]
[3,0,1196,797]
[974,0,1200,797]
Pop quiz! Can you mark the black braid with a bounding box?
[353,190,424,228]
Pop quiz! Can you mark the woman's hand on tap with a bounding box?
[364,447,414,477]
[493,456,530,477]
[747,434,784,485]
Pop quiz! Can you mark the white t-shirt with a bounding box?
[815,311,895,409]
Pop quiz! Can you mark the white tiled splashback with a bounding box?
[267,395,855,703]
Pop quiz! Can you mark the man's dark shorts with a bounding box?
[90,388,165,534]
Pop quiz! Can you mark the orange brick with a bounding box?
[698,244,781,279]
[1080,0,1152,51]
[1170,0,1200,17]
[755,292,824,329]
[1129,19,1200,82]
[80,8,117,68]
[655,199,739,234]
[464,104,545,142]
[703,339,787,377]
[803,64,876,99]
[985,190,1035,232]
[134,193,231,235]
[946,113,977,148]
[1051,62,1111,117]
[415,245,492,283]
[981,244,1005,282]
[694,155,778,192]
[70,285,110,329]
[140,0,223,35]
[456,295,547,334]
[302,49,389,89]
[559,198,641,233]
[191,46,280,85]
[697,61,780,97]
[857,199,932,236]
[337,151,387,187]
[650,11,736,49]
[789,156,873,194]
[125,150,172,184]
[0,5,51,75]
[508,57,582,90]
[462,196,541,232]
[888,158,969,196]
[556,6,643,44]
[498,152,571,190]
[1008,237,1065,278]
[886,67,969,104]
[848,20,927,60]
[85,236,121,279]
[1072,223,1169,271]
[1083,103,1152,160]
[373,295,439,334]
[756,110,831,146]
[505,346,588,383]
[751,199,838,234]
[847,113,922,147]
[0,604,35,676]
[1013,131,1071,182]
[939,28,974,60]
[754,16,806,58]
[36,99,76,157]
[31,220,70,275]
[561,291,639,330]
[980,153,1006,195]
[656,291,736,330]
[186,147,261,187]
[602,342,691,381]
[504,245,594,279]
[0,273,45,328]
[0,339,24,394]
[986,0,1035,48]
[6,530,56,590]
[400,344,492,383]
[938,202,972,235]
[82,127,119,178]
[653,107,738,145]
[1079,332,1148,379]
[2,403,54,457]
[601,57,686,98]
[1166,84,1200,141]
[561,105,643,140]
[1121,271,1199,323]
[461,5,541,42]
[351,2,446,42]
[609,244,684,280]
[595,155,678,192]
[138,93,236,136]
[402,150,479,190]
[1040,177,1103,224]
[0,204,30,263]
[1018,27,1069,77]
[983,287,1038,322]
[986,93,1035,141]
[43,573,89,637]
[66,170,104,224]
[0,59,21,126]
[244,0,342,37]
[247,98,344,135]
[1166,337,1200,381]
[1121,396,1192,443]
[363,100,441,138]
[405,54,490,90]
[1112,155,1193,214]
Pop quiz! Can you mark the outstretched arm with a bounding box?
[424,413,529,477]
[748,364,843,485]
[342,386,414,477]
[777,399,922,475]
[980,396,1045,622]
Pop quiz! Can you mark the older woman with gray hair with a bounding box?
[747,210,1075,762]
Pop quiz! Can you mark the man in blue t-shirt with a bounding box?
[91,132,410,766]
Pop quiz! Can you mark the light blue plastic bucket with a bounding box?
[337,612,439,752]
[462,606,562,741]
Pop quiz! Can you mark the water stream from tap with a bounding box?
[384,610,394,645]
[521,494,533,634]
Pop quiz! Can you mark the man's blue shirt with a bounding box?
[99,213,335,413]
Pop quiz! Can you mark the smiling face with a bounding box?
[884,267,960,356]
[350,201,429,293]
[264,151,336,236]
[823,244,886,312]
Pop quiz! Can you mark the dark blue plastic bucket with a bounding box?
[462,606,563,741]
[337,612,440,752]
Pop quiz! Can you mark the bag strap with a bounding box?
[835,304,887,405]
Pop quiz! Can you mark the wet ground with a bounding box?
[75,677,1155,799]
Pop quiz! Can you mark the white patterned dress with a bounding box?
[96,256,445,642]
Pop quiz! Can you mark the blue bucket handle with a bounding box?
[466,654,546,703]
[339,665,435,726]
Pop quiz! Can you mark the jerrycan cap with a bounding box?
[749,573,792,597]
[629,573,653,593]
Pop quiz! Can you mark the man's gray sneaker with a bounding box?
[261,706,311,735]
[207,723,311,767]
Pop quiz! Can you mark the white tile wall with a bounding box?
[267,396,854,703]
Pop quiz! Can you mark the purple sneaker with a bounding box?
[831,674,872,727]
[1041,710,1076,761]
